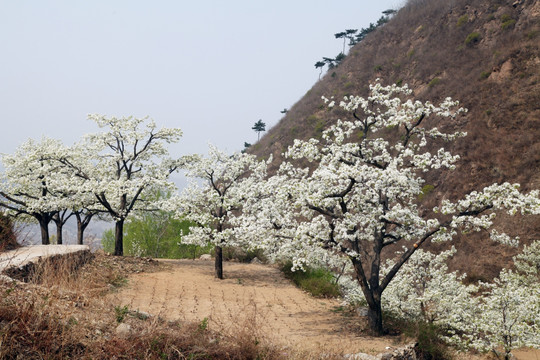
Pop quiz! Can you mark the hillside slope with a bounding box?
[250,0,540,279]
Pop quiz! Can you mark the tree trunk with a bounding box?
[367,300,384,336]
[56,222,63,245]
[114,219,124,256]
[215,245,223,279]
[77,222,84,245]
[75,212,94,245]
[39,219,50,245]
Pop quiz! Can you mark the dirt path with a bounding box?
[111,259,401,355]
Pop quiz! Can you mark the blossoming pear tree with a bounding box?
[59,115,183,256]
[370,243,539,359]
[451,241,540,359]
[0,137,72,244]
[250,81,540,335]
[466,268,540,359]
[174,145,269,279]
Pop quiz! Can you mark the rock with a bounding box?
[0,274,20,284]
[345,344,418,360]
[356,306,369,317]
[199,254,212,261]
[344,353,378,360]
[250,257,262,264]
[133,310,151,320]
[115,323,132,338]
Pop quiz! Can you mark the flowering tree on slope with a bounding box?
[59,115,183,256]
[379,242,540,359]
[247,82,540,335]
[174,145,269,279]
[462,241,540,359]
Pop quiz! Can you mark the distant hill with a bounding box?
[250,0,540,280]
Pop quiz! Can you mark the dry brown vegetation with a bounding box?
[250,0,540,281]
[0,253,291,359]
[0,214,17,252]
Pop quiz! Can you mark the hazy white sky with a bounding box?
[0,1,400,168]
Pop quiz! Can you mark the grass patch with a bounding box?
[279,261,340,298]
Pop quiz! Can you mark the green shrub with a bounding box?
[384,315,452,360]
[314,119,326,138]
[480,71,491,79]
[373,64,382,71]
[279,261,340,298]
[307,114,318,124]
[500,14,512,23]
[418,184,435,201]
[457,15,468,27]
[407,49,415,58]
[114,305,129,323]
[428,77,441,87]
[527,30,539,39]
[415,322,452,360]
[101,211,211,259]
[501,19,516,30]
[465,32,481,45]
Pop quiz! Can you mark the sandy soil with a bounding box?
[111,259,403,355]
[112,259,540,359]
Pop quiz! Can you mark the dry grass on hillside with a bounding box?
[0,253,292,360]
